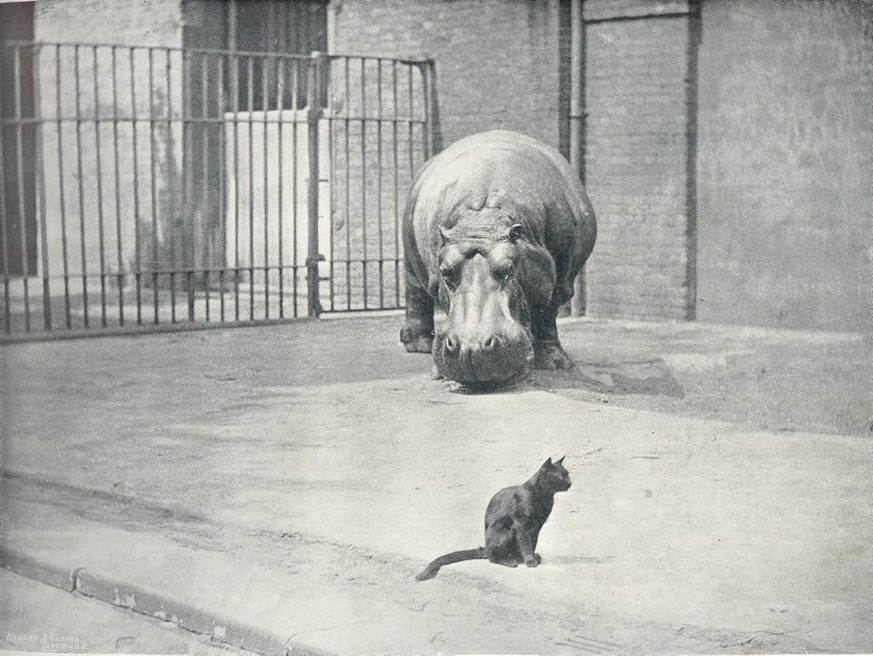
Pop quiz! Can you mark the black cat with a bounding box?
[416,457,571,581]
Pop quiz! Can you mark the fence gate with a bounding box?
[0,41,435,340]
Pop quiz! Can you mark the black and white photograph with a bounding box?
[1,0,871,653]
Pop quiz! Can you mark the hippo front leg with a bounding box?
[400,272,434,354]
[531,303,574,370]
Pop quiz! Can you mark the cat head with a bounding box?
[539,456,572,492]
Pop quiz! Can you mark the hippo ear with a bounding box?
[509,223,524,242]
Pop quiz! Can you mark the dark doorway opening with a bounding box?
[0,1,37,277]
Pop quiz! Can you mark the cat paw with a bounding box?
[524,554,541,568]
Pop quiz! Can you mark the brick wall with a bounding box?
[582,0,694,320]
[696,0,873,331]
[35,0,182,47]
[334,0,701,321]
[329,0,568,310]
[332,0,564,149]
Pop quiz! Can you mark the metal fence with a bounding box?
[0,40,436,340]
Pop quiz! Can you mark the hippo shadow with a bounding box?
[529,358,684,398]
[444,357,683,398]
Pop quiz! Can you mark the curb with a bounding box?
[0,548,77,592]
[0,547,332,656]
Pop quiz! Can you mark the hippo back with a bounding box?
[403,130,596,306]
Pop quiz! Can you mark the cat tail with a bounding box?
[415,547,486,581]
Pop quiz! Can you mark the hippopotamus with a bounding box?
[400,130,597,385]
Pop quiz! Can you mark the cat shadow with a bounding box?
[541,554,617,566]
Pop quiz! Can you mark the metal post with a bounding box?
[93,46,108,327]
[34,45,52,331]
[276,56,285,318]
[421,58,433,159]
[306,52,324,317]
[360,57,368,310]
[0,45,10,333]
[111,45,125,326]
[392,60,400,307]
[569,0,587,317]
[13,45,32,331]
[73,45,87,328]
[129,47,142,325]
[684,0,701,321]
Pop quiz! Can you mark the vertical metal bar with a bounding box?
[186,50,197,321]
[360,57,368,310]
[392,60,400,307]
[111,46,124,326]
[217,54,226,322]
[167,51,177,323]
[291,59,299,317]
[0,45,10,333]
[684,0,701,321]
[93,46,108,326]
[149,48,160,323]
[427,59,443,155]
[421,60,432,161]
[170,57,180,324]
[73,45,88,328]
[247,55,255,320]
[167,56,177,324]
[129,47,143,324]
[405,61,415,310]
[33,45,52,331]
[343,56,351,310]
[56,46,72,328]
[276,56,285,318]
[327,57,336,312]
[202,52,211,322]
[569,0,587,317]
[306,51,324,318]
[185,50,195,323]
[376,59,384,309]
[174,52,183,323]
[13,46,32,330]
[262,54,270,319]
[232,54,240,321]
[407,64,414,179]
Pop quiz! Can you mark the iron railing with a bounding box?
[0,40,436,340]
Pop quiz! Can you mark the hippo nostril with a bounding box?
[482,335,497,351]
[445,334,460,353]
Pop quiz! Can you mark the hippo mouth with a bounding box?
[432,325,534,386]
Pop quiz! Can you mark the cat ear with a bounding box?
[544,457,553,467]
[556,455,565,465]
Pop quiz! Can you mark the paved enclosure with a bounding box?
[2,315,872,654]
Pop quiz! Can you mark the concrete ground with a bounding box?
[1,314,872,654]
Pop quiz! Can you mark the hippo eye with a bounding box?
[491,259,514,282]
[440,264,461,290]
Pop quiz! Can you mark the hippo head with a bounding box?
[432,220,541,386]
